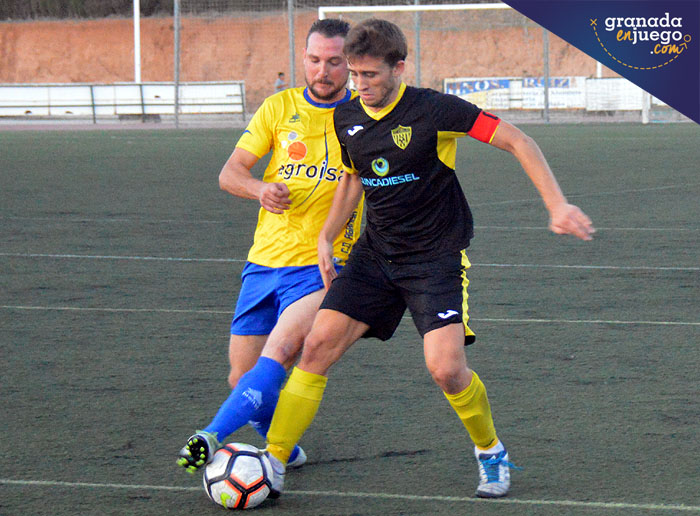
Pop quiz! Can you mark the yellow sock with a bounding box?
[443,371,498,449]
[266,367,327,464]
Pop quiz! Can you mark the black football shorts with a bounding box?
[320,242,476,344]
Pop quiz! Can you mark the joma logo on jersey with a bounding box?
[391,125,412,149]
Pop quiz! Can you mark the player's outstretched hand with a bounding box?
[259,182,291,214]
[549,203,596,241]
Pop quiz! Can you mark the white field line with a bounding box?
[1,216,231,224]
[472,225,699,232]
[0,252,246,263]
[474,317,699,327]
[1,305,698,327]
[470,182,700,207]
[1,216,698,233]
[1,479,699,512]
[0,305,233,315]
[1,252,698,271]
[473,263,699,272]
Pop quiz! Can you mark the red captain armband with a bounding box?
[467,111,501,143]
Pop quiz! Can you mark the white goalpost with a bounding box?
[318,3,550,119]
[318,3,513,90]
[319,3,509,18]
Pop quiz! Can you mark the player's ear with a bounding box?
[392,60,405,77]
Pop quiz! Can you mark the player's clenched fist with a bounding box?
[259,182,291,214]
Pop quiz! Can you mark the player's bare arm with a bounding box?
[219,147,291,214]
[317,171,364,289]
[489,121,596,241]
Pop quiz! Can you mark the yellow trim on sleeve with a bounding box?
[488,124,500,144]
[436,131,467,170]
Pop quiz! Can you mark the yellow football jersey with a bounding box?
[235,87,363,267]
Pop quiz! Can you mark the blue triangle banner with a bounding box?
[501,0,700,123]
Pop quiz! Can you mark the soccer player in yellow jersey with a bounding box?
[262,19,595,500]
[177,19,362,473]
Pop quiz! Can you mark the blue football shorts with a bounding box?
[230,262,339,336]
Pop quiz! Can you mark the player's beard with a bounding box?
[362,77,399,109]
[306,77,345,102]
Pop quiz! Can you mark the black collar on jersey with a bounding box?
[303,87,352,109]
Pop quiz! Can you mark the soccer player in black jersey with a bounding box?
[261,18,595,500]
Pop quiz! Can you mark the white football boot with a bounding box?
[287,445,307,468]
[475,443,516,498]
[264,450,286,498]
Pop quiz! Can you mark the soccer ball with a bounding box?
[202,443,274,510]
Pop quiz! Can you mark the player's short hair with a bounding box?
[306,18,351,46]
[343,18,407,67]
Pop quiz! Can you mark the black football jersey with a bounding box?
[334,84,500,262]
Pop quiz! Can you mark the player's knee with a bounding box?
[301,329,330,360]
[227,367,245,389]
[427,361,465,393]
[263,336,303,370]
[299,328,338,372]
[228,359,258,389]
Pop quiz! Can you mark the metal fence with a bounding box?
[0,82,245,123]
[0,1,685,124]
[0,0,497,20]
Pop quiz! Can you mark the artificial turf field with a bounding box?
[1,123,698,516]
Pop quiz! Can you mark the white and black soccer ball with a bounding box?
[202,443,274,510]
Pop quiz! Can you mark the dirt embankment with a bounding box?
[0,13,610,111]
